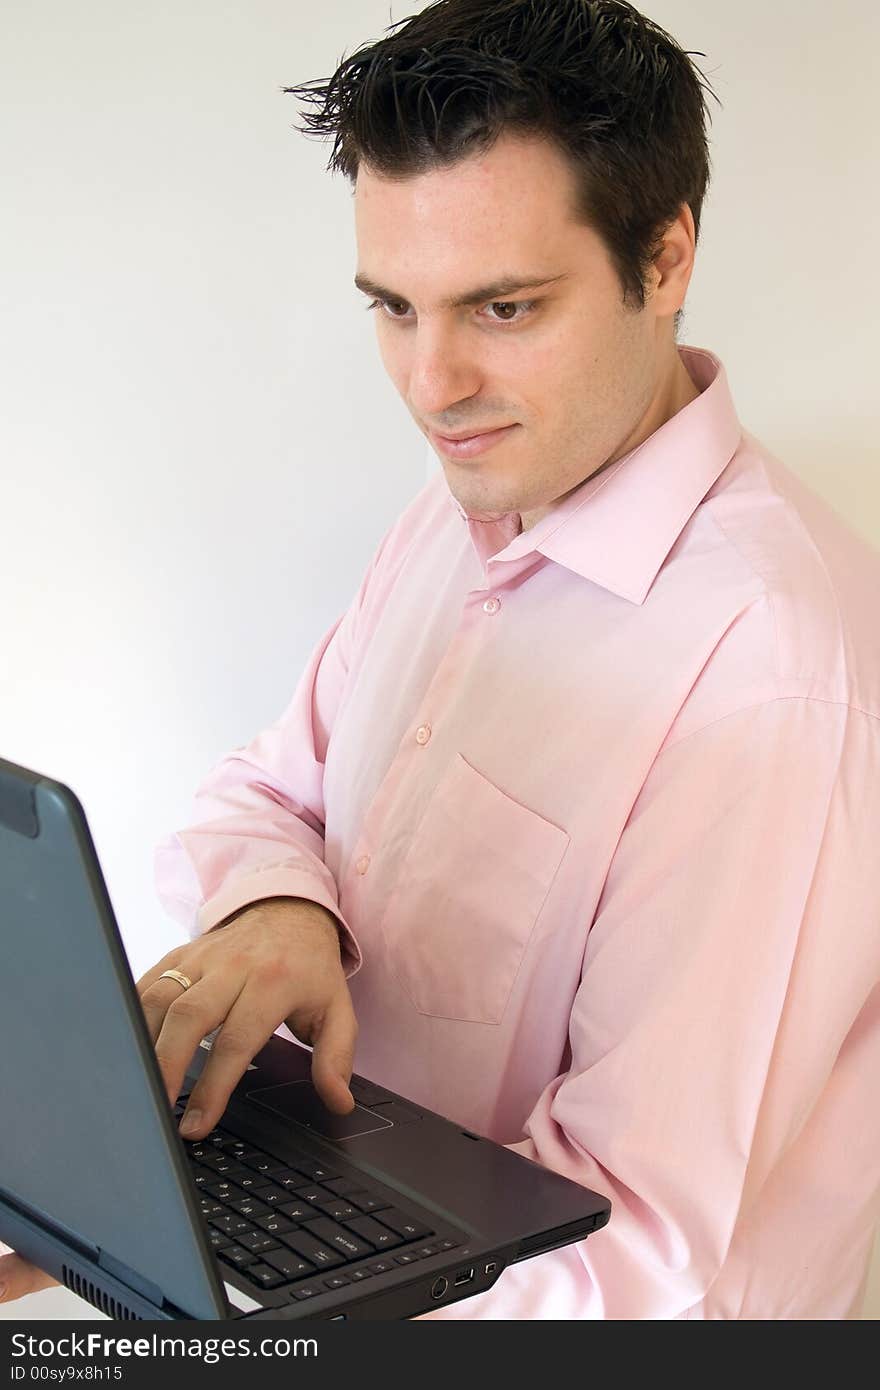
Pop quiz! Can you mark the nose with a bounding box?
[405,323,483,422]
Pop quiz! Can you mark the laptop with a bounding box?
[0,755,611,1321]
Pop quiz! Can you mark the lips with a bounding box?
[430,423,519,459]
[435,426,510,442]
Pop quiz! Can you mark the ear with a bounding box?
[651,202,696,316]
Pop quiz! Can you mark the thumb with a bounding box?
[309,993,357,1115]
[0,1251,59,1303]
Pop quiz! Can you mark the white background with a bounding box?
[2,0,878,1319]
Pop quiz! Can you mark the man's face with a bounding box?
[354,130,695,529]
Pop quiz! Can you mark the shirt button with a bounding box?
[356,855,371,875]
[416,724,432,745]
[483,597,501,614]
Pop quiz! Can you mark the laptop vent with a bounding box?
[62,1266,142,1321]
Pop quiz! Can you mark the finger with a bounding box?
[309,990,357,1115]
[152,978,238,1108]
[179,988,282,1140]
[0,1252,59,1302]
[135,946,189,998]
[140,974,202,1047]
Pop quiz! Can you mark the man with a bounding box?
[3,0,879,1319]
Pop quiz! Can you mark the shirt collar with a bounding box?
[447,345,743,605]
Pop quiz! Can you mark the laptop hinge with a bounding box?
[98,1249,165,1308]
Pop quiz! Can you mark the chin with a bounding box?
[457,498,522,524]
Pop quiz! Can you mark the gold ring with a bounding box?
[158,969,194,992]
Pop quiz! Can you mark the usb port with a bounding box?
[454,1268,475,1287]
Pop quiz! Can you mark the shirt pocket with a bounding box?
[378,753,570,1023]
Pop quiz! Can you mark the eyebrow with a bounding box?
[353,271,570,310]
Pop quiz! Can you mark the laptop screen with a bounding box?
[0,762,225,1319]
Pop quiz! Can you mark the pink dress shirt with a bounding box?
[154,345,880,1319]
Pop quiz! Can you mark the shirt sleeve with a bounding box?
[417,696,880,1319]
[153,524,398,979]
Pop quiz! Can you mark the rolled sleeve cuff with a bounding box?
[195,867,363,978]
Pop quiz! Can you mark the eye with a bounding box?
[485,301,533,323]
[365,297,409,319]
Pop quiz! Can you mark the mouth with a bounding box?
[430,424,519,460]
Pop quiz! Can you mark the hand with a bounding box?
[0,1251,58,1304]
[137,896,359,1140]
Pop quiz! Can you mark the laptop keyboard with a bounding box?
[174,1100,463,1304]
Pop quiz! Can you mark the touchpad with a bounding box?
[247,1081,394,1141]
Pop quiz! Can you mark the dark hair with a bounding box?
[284,0,720,337]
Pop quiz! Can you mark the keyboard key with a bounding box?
[273,1170,310,1190]
[436,1238,461,1251]
[255,1213,296,1236]
[203,1181,243,1202]
[263,1248,315,1281]
[258,1185,297,1207]
[367,1260,393,1275]
[313,1198,358,1221]
[290,1285,322,1301]
[323,1274,350,1289]
[232,1147,263,1164]
[189,1167,215,1189]
[210,1159,251,1180]
[208,1231,233,1251]
[295,1159,340,1182]
[228,1196,271,1219]
[292,1184,336,1206]
[394,1252,420,1266]
[281,1231,344,1269]
[300,1218,374,1261]
[254,1157,291,1175]
[238,1151,287,1174]
[237,1232,281,1255]
[186,1145,215,1162]
[199,1201,225,1219]
[209,1214,255,1238]
[345,1190,391,1213]
[343,1215,402,1250]
[374,1208,433,1241]
[234,1171,273,1192]
[246,1263,287,1290]
[323,1178,362,1197]
[219,1245,258,1269]
[277,1198,319,1222]
[207,1128,241,1150]
[196,1149,228,1169]
[348,1268,374,1282]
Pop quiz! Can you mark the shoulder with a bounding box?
[663,432,880,743]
